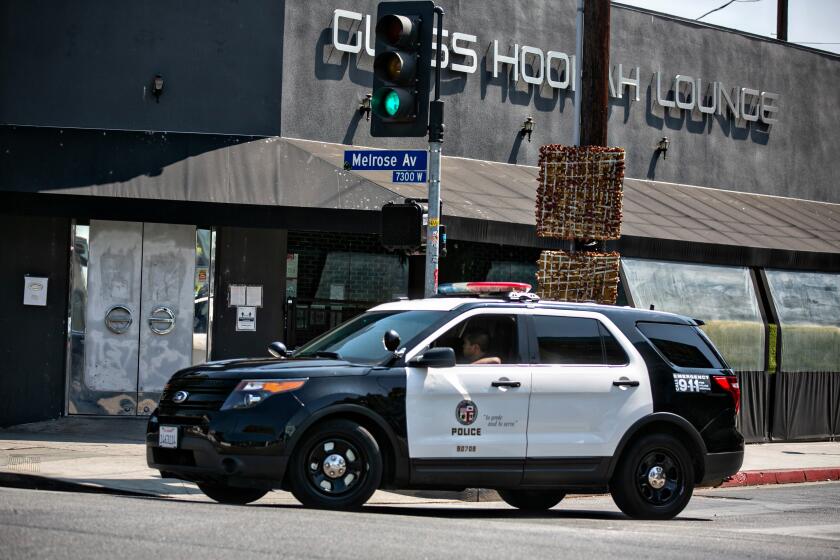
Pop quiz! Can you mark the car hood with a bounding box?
[170,357,373,381]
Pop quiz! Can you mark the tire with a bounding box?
[610,433,695,520]
[288,419,383,510]
[498,489,565,511]
[198,483,268,505]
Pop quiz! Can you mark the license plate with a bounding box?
[159,425,178,449]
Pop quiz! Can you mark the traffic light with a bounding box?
[370,1,435,137]
[381,201,424,248]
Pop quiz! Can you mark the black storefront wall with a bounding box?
[772,372,840,441]
[211,227,288,360]
[0,214,70,427]
[735,371,771,443]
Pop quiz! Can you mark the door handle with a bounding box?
[612,380,640,387]
[148,306,176,335]
[492,380,521,388]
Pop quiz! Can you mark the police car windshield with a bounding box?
[295,310,445,365]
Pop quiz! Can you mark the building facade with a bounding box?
[1,0,838,441]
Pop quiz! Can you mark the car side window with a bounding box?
[430,314,520,365]
[533,316,603,365]
[600,322,630,365]
[533,316,628,366]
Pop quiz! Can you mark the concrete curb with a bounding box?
[720,468,840,488]
[0,471,152,497]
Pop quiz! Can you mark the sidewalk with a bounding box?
[1,417,838,502]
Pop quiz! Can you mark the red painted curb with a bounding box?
[719,468,840,488]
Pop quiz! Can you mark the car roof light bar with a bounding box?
[436,282,539,302]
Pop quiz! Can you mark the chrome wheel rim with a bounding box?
[635,449,684,506]
[305,438,364,496]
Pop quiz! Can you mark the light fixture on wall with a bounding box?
[657,136,670,159]
[359,93,372,121]
[151,75,164,103]
[520,116,535,142]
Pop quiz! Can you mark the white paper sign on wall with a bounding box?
[236,306,256,331]
[23,276,48,306]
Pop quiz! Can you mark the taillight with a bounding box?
[712,374,740,413]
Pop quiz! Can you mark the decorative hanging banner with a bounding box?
[536,145,625,240]
[536,250,621,304]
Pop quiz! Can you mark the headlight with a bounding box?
[220,379,307,410]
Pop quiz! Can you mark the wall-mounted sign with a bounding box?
[331,8,780,125]
[23,276,48,306]
[229,284,246,307]
[236,306,256,331]
[229,285,263,307]
[286,253,299,279]
[246,285,263,307]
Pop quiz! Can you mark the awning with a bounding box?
[289,138,840,257]
[2,127,839,269]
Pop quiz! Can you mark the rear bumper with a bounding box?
[700,449,744,486]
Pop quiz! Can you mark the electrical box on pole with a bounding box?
[370,1,435,137]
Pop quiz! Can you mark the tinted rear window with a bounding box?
[637,322,724,369]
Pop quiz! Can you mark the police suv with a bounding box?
[147,282,743,520]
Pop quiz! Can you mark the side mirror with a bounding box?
[268,341,288,358]
[383,330,401,352]
[408,347,456,368]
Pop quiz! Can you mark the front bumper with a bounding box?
[147,427,288,489]
[700,449,744,486]
[146,393,306,489]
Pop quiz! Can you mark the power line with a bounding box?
[697,0,762,21]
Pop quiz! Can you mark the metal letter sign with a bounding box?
[343,149,428,171]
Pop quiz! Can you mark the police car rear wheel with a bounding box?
[498,489,565,511]
[289,419,382,510]
[197,483,268,505]
[610,434,694,520]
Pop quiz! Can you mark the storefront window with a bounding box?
[315,252,408,302]
[621,258,765,371]
[486,261,538,288]
[765,270,840,372]
[192,228,214,364]
[67,223,89,413]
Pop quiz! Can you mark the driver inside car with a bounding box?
[461,329,501,365]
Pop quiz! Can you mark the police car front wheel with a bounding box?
[289,419,383,510]
[498,489,566,511]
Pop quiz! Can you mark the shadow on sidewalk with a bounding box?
[0,417,148,445]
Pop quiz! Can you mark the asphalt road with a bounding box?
[1,483,839,559]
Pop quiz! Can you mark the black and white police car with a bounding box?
[148,282,743,519]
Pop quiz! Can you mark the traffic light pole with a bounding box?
[424,5,445,298]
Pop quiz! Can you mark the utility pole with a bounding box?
[777,0,788,42]
[579,0,610,147]
[424,5,445,297]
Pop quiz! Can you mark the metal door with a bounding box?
[70,220,195,416]
[137,223,196,414]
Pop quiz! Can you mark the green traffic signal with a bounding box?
[384,91,401,117]
[373,87,412,119]
[370,1,434,137]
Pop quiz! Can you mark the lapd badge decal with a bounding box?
[456,400,477,426]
